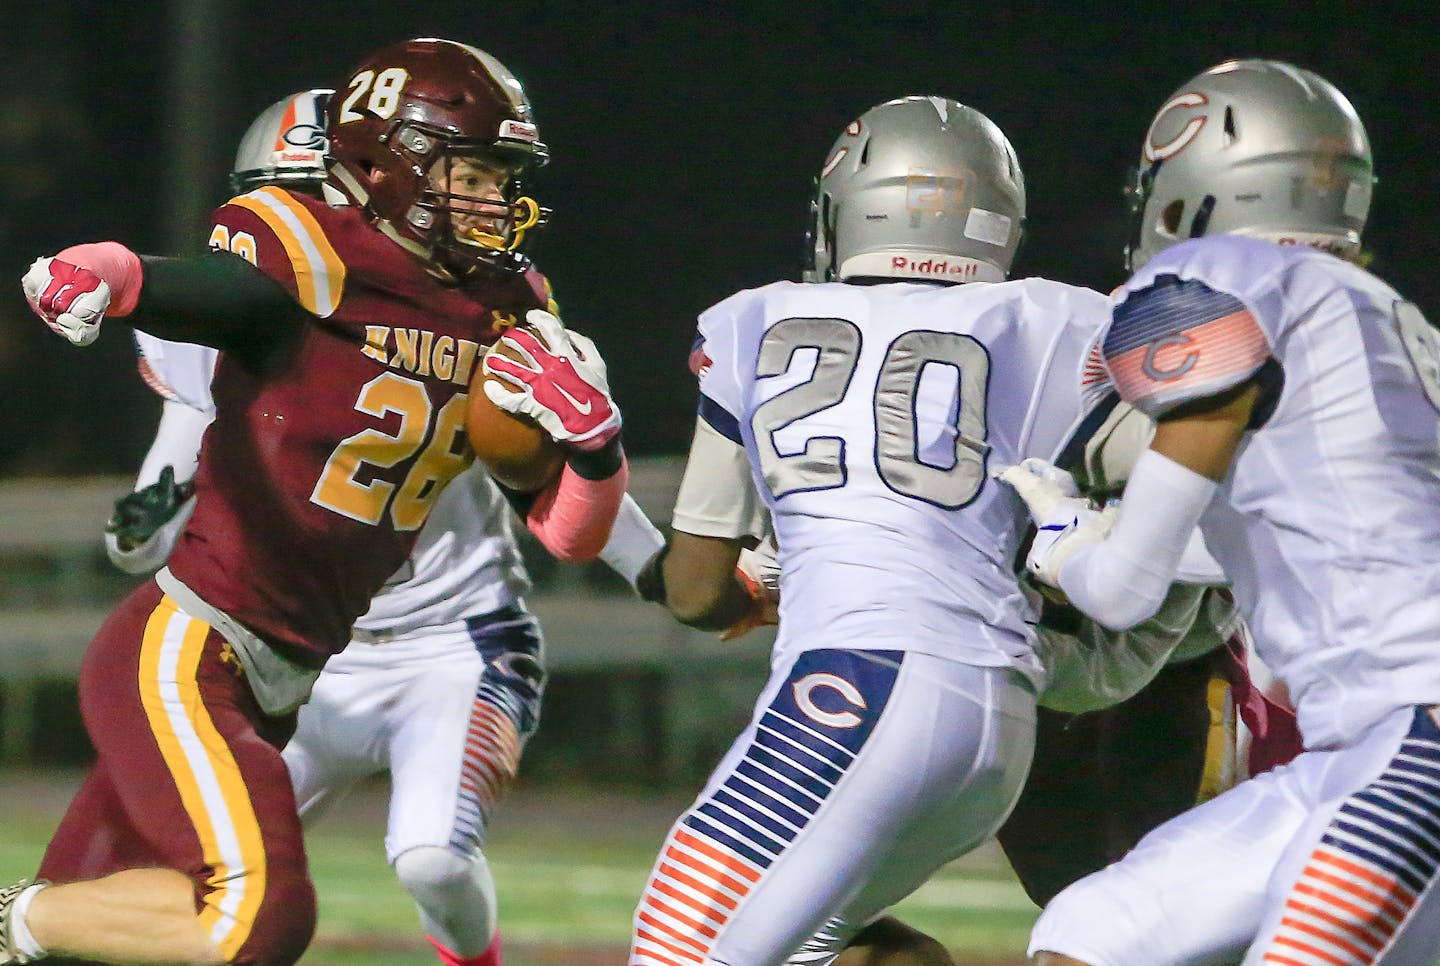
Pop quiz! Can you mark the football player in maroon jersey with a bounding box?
[4,39,626,966]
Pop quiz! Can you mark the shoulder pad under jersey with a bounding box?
[210,186,348,318]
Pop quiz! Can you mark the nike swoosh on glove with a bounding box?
[22,257,112,346]
[996,458,1116,587]
[482,309,621,451]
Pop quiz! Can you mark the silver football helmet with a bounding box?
[229,89,333,195]
[804,95,1025,284]
[1125,59,1373,271]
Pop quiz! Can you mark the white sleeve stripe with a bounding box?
[231,188,345,317]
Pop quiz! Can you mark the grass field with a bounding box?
[1,769,1038,964]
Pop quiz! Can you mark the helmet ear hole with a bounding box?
[1160,199,1185,235]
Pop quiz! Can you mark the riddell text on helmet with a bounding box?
[892,256,984,278]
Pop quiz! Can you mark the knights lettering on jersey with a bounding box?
[164,187,550,665]
[358,325,485,386]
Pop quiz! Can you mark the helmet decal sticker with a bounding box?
[964,208,1013,246]
[1143,92,1208,163]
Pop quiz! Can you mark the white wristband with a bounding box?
[598,493,665,589]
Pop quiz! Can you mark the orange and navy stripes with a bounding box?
[1105,276,1270,415]
[449,688,523,852]
[633,827,763,965]
[138,594,267,960]
[631,650,901,965]
[450,607,544,852]
[227,186,346,317]
[1259,707,1440,964]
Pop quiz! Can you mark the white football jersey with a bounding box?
[696,278,1111,684]
[135,330,219,414]
[1107,236,1440,747]
[132,334,529,639]
[352,462,529,637]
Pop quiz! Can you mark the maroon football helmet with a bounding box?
[326,38,550,280]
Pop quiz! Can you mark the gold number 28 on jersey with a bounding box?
[311,371,472,530]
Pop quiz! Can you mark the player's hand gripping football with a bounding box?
[481,310,621,452]
[106,465,195,551]
[21,256,112,346]
[996,458,1116,587]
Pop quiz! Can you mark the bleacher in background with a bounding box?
[0,459,774,787]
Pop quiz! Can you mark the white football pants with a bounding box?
[1030,703,1440,965]
[283,605,543,956]
[629,647,1036,966]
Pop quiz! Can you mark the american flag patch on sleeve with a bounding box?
[1104,276,1271,417]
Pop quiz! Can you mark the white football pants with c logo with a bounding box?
[629,647,1036,966]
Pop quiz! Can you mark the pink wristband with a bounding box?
[55,242,144,317]
[525,457,629,562]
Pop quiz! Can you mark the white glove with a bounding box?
[22,256,112,346]
[736,532,780,597]
[996,458,1116,586]
[722,534,782,641]
[481,310,621,451]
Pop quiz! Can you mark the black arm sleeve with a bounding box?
[128,251,307,363]
[566,436,625,481]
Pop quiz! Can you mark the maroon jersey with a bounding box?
[167,186,549,665]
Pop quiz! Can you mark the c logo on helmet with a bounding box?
[1142,333,1199,381]
[792,673,866,729]
[283,123,327,150]
[1143,92,1209,163]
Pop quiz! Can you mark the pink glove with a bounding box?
[482,309,621,451]
[20,242,143,347]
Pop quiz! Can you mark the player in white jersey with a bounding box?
[95,92,665,966]
[1002,60,1440,965]
[625,95,1115,966]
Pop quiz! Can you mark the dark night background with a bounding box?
[2,2,1435,476]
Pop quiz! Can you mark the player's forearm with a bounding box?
[1057,449,1217,630]
[523,442,629,562]
[135,399,213,489]
[130,252,298,356]
[638,531,752,631]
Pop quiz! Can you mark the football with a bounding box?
[467,328,566,492]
